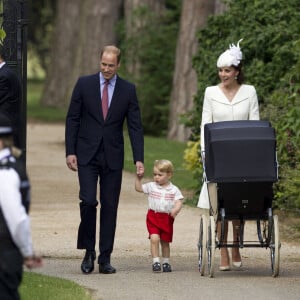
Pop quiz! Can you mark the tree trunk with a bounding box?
[167,0,215,142]
[214,0,227,14]
[124,0,165,77]
[41,0,122,108]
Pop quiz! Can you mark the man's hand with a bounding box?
[66,155,78,171]
[135,161,144,177]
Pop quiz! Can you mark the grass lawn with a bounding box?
[124,133,197,190]
[27,79,66,122]
[20,272,92,300]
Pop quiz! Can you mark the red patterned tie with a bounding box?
[102,80,109,119]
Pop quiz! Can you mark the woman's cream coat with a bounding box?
[200,84,260,151]
[198,84,259,209]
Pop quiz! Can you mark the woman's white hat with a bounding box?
[217,39,243,68]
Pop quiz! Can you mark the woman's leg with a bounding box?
[218,220,230,270]
[231,220,242,265]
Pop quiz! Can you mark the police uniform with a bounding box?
[0,114,31,300]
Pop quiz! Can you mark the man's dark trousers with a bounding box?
[77,145,122,264]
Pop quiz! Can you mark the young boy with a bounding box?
[135,159,184,272]
[0,113,42,299]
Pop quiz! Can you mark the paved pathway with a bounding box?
[27,123,300,300]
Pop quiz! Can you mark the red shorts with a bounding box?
[146,209,174,242]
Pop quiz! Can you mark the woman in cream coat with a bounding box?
[198,40,259,271]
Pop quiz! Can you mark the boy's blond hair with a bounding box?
[153,159,174,174]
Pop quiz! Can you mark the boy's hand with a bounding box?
[24,255,43,269]
[135,168,144,192]
[170,209,179,218]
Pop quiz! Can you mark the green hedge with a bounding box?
[185,0,300,211]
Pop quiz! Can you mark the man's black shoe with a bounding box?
[81,250,96,274]
[99,262,116,274]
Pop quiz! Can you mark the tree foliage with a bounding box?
[0,1,5,43]
[186,0,300,210]
[28,0,56,71]
[118,0,182,136]
[0,28,5,44]
[28,0,181,135]
[264,40,300,210]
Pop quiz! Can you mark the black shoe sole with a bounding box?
[99,264,116,274]
[81,266,94,274]
[99,269,116,274]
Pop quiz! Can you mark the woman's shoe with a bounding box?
[219,248,230,271]
[232,261,242,268]
[232,247,242,268]
[219,265,230,271]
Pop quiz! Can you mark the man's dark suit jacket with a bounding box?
[0,64,22,147]
[65,73,144,169]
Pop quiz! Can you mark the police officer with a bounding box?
[0,113,42,300]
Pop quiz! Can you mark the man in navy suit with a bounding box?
[65,45,144,274]
[0,46,22,149]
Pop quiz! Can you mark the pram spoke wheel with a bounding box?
[208,216,216,277]
[270,215,280,277]
[198,214,207,275]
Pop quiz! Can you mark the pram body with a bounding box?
[198,120,280,277]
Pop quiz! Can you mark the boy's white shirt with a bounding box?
[142,181,184,213]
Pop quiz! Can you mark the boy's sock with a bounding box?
[153,257,160,264]
[162,257,169,264]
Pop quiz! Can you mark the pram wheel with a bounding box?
[207,216,216,277]
[198,214,207,275]
[270,214,280,277]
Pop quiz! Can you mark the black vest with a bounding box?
[0,154,30,251]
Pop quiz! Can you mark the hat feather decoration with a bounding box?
[217,39,243,68]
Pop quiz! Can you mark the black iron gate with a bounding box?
[0,0,28,164]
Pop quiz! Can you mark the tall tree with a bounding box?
[123,0,180,136]
[124,0,165,77]
[214,0,227,14]
[41,0,122,108]
[167,0,224,141]
[28,0,56,71]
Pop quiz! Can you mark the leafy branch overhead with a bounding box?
[187,0,300,211]
[0,27,5,44]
